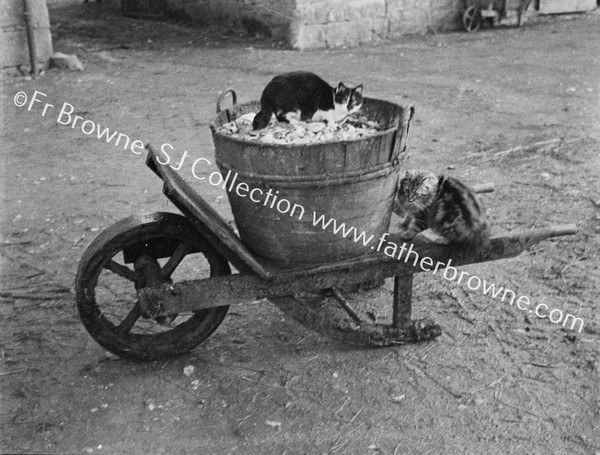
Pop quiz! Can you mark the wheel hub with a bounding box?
[134,254,178,323]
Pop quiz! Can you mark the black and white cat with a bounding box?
[394,170,490,251]
[252,71,364,130]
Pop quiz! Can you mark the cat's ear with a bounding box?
[336,82,347,92]
[354,84,363,93]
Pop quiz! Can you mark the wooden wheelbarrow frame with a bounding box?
[134,145,577,346]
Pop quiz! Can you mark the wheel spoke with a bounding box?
[105,260,140,283]
[116,303,141,334]
[160,242,189,278]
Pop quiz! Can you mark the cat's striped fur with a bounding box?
[395,170,490,251]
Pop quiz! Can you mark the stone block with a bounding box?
[295,1,343,25]
[323,20,373,47]
[371,16,389,39]
[386,0,418,14]
[295,0,386,26]
[430,0,460,30]
[539,0,596,13]
[290,23,326,50]
[342,0,387,21]
[388,6,429,35]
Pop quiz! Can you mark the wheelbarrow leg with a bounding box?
[392,275,413,329]
[517,0,533,27]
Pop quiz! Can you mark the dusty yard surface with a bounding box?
[1,2,599,454]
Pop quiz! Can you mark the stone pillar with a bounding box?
[0,0,53,70]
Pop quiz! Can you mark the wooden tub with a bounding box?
[210,94,413,266]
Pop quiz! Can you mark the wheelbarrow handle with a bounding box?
[216,88,237,114]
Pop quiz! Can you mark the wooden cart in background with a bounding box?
[462,0,534,32]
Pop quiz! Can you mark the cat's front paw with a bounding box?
[414,229,450,245]
[399,229,418,240]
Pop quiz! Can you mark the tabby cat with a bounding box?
[394,170,490,251]
[252,71,364,130]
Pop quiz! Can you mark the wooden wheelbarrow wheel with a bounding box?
[463,6,482,32]
[75,212,231,361]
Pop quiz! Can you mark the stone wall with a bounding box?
[538,0,597,13]
[127,0,462,49]
[0,0,53,69]
[291,0,462,49]
[120,0,597,49]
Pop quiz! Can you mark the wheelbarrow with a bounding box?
[75,94,577,361]
[462,0,533,32]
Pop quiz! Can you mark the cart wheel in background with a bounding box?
[75,212,231,361]
[463,7,482,32]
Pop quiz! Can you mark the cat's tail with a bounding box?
[252,105,273,130]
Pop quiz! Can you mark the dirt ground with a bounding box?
[1,1,599,454]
